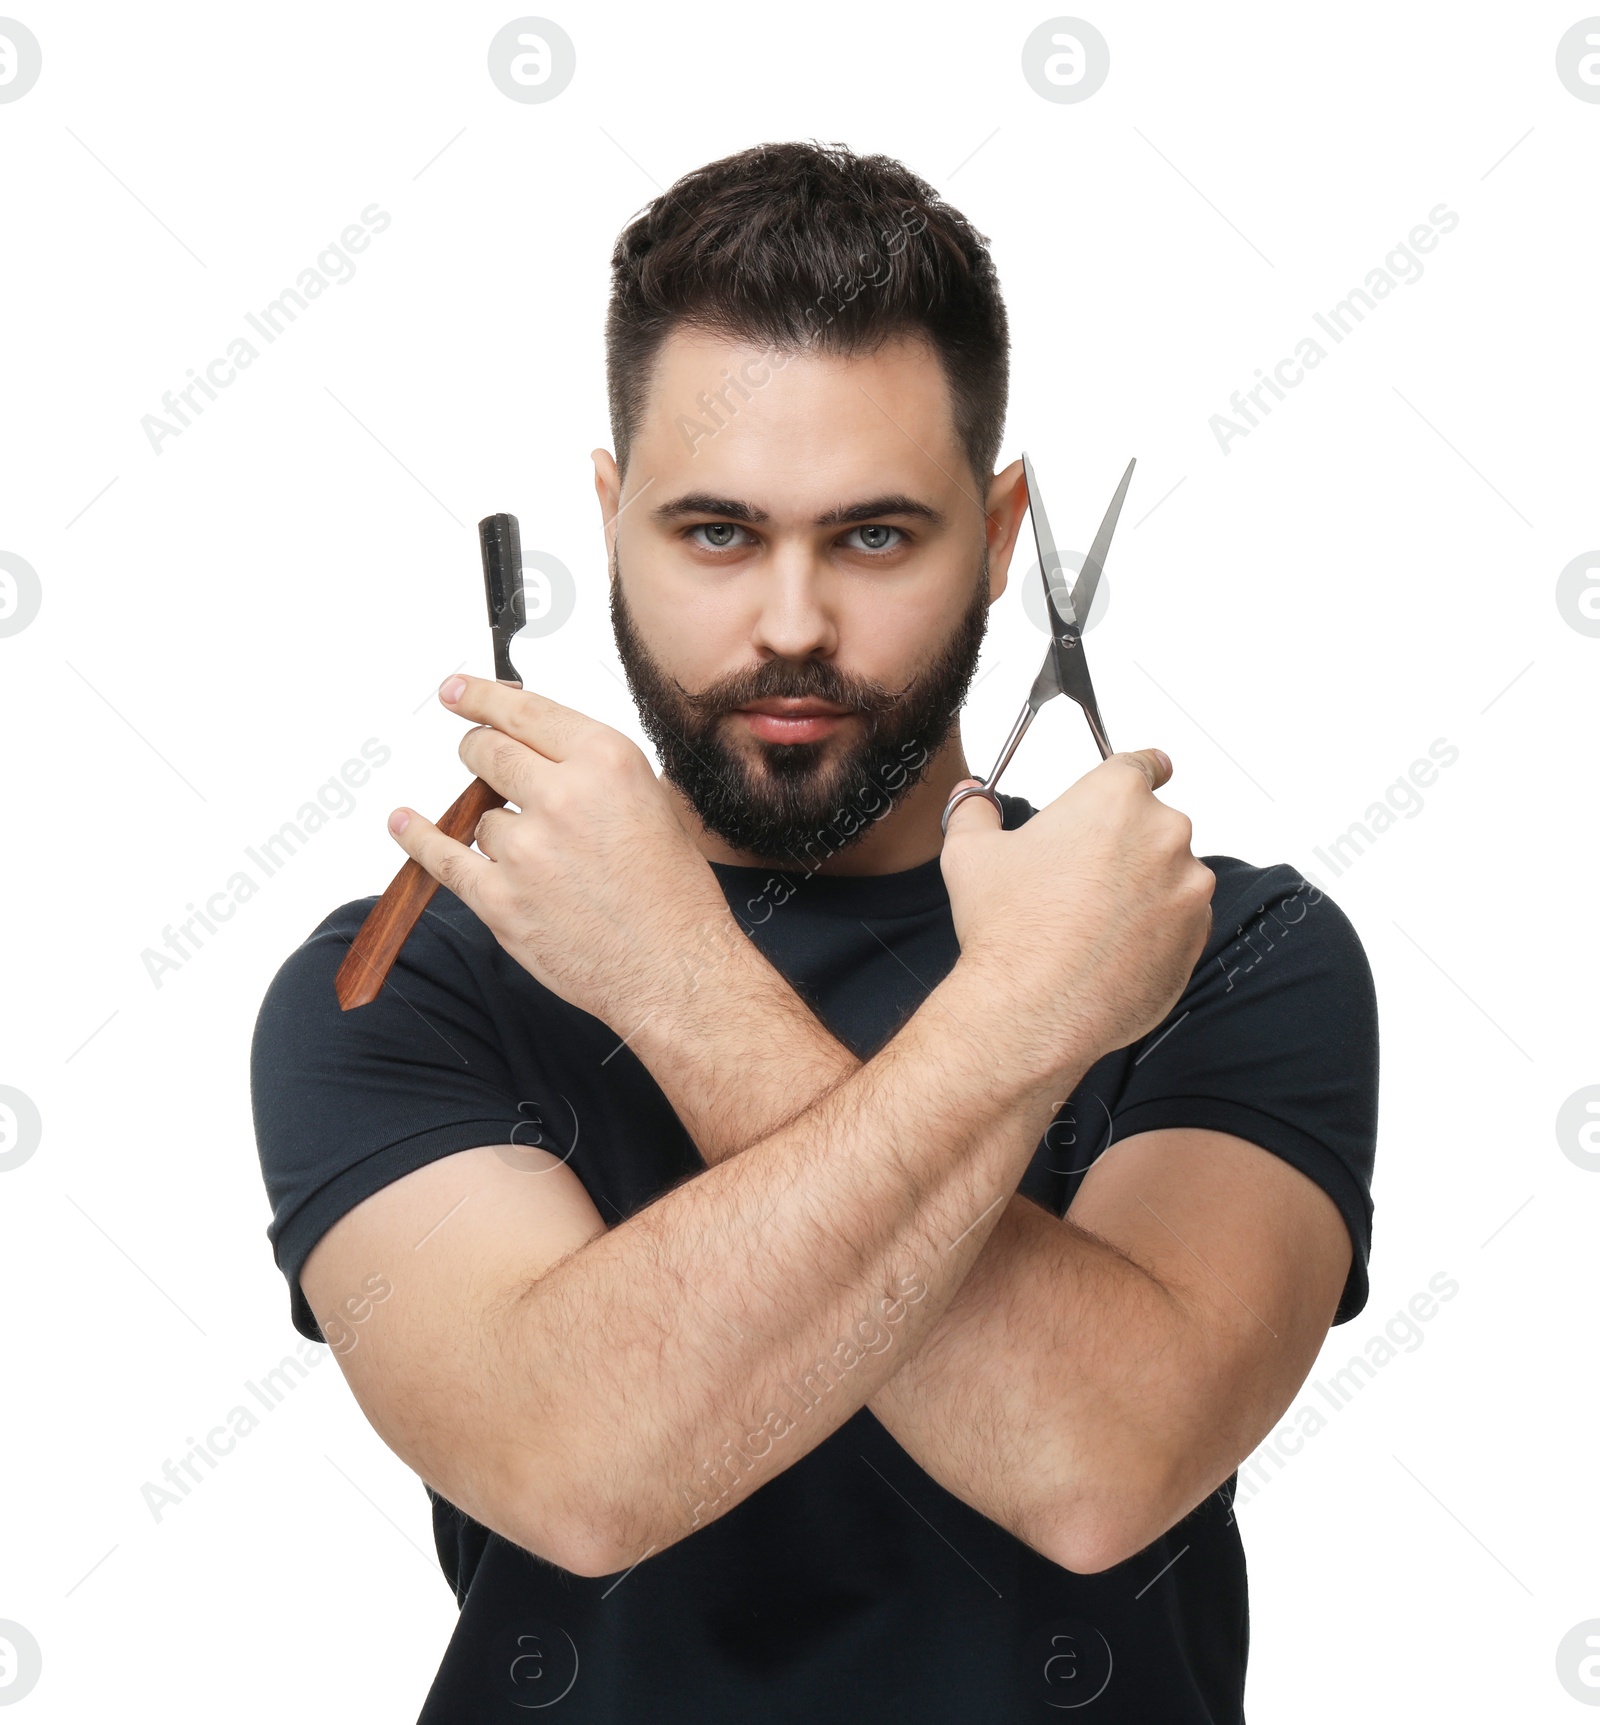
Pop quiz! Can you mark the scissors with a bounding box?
[941,454,1137,835]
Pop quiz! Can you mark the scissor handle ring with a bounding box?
[940,782,1004,837]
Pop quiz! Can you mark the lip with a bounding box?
[735,698,853,717]
[733,698,853,744]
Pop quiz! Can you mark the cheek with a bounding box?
[623,559,753,677]
[838,581,970,682]
[622,582,772,683]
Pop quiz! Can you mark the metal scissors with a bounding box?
[941,454,1136,834]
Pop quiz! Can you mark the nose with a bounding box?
[747,541,839,662]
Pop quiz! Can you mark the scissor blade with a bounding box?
[1021,451,1078,630]
[1068,457,1136,629]
[1019,454,1128,759]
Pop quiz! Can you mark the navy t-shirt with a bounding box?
[250,793,1379,1722]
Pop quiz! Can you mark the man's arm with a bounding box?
[867,1135,1350,1569]
[306,951,1088,1579]
[459,722,1351,1573]
[532,887,1351,1574]
[306,897,1344,1580]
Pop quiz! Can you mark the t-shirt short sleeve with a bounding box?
[1065,858,1379,1325]
[250,897,530,1342]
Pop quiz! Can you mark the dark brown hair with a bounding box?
[604,140,1009,485]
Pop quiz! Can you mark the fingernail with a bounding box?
[388,810,411,835]
[1154,750,1172,775]
[440,676,466,704]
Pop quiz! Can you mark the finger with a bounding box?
[458,723,546,807]
[440,673,589,763]
[942,777,1003,837]
[471,805,518,862]
[387,807,494,909]
[1103,748,1172,793]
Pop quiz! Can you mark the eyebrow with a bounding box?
[649,491,948,529]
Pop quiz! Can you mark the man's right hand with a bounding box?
[939,749,1216,1082]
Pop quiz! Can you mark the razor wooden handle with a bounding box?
[334,775,507,1009]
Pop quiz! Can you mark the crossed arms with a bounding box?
[300,694,1351,1581]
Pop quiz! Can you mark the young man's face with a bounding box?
[593,327,1027,868]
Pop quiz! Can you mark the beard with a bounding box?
[609,546,991,866]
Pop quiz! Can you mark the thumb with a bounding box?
[942,777,1003,838]
[1104,748,1173,792]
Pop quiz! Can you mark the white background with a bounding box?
[2,1,1597,1718]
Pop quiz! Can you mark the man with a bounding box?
[252,141,1378,1722]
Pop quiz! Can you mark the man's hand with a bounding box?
[386,675,733,1031]
[940,748,1216,1072]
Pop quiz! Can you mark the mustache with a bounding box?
[672,659,906,721]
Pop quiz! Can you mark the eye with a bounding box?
[688,522,753,551]
[842,524,905,554]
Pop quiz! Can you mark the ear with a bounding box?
[982,459,1029,605]
[592,449,622,556]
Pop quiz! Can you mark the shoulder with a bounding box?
[1197,855,1375,1008]
[249,893,532,1342]
[1119,856,1380,1323]
[249,890,532,1120]
[255,890,500,1028]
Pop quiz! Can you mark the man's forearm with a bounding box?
[500,953,1083,1575]
[625,905,860,1162]
[625,914,1172,1566]
[865,1188,1194,1571]
[627,933,1331,1575]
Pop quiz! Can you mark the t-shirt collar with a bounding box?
[705,793,1033,921]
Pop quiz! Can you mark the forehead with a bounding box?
[628,325,970,514]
